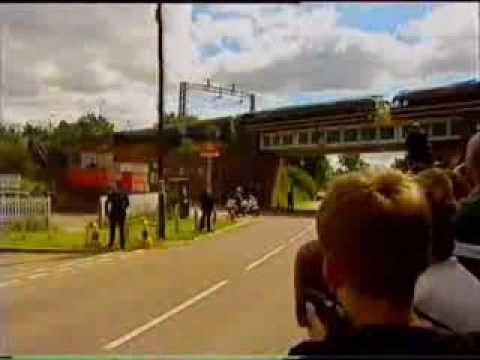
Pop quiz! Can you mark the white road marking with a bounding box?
[28,272,49,280]
[245,244,287,271]
[0,279,21,287]
[55,262,76,269]
[289,223,315,244]
[104,280,229,350]
[245,223,315,272]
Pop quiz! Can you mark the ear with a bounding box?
[323,257,346,293]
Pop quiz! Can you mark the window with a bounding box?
[344,129,358,143]
[451,120,464,136]
[380,126,394,140]
[263,135,271,147]
[432,122,447,137]
[312,131,324,144]
[326,130,340,144]
[273,134,280,146]
[299,132,310,145]
[361,128,377,141]
[282,133,293,145]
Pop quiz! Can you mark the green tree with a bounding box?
[337,153,368,174]
[314,155,334,187]
[287,166,316,200]
[0,141,36,177]
[49,113,114,148]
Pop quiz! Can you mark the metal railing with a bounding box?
[0,196,51,225]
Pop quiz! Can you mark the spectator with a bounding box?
[446,169,471,202]
[414,168,480,333]
[405,122,433,174]
[105,183,129,251]
[454,133,480,281]
[199,188,214,232]
[287,187,294,213]
[294,240,331,328]
[289,168,480,356]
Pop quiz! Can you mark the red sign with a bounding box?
[199,143,224,158]
[200,151,220,158]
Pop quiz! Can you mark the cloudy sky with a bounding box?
[0,2,477,144]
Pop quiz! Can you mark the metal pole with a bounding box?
[477,1,480,79]
[156,4,166,240]
[206,156,213,193]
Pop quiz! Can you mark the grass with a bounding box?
[295,200,321,211]
[0,215,241,251]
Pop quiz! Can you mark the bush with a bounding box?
[0,141,36,177]
[287,166,316,200]
[7,216,49,232]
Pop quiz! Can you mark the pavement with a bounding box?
[0,215,316,355]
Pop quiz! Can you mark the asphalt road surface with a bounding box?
[0,216,316,355]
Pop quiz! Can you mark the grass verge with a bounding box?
[0,215,242,251]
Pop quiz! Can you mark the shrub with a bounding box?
[7,216,49,232]
[287,166,316,200]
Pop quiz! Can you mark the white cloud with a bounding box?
[0,3,477,127]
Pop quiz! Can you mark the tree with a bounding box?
[337,153,368,174]
[49,113,114,148]
[0,141,36,177]
[287,166,316,200]
[315,155,334,187]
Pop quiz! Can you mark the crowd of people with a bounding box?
[291,129,480,356]
[225,186,260,220]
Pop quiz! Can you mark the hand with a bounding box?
[306,301,327,341]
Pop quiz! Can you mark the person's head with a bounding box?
[317,168,431,323]
[416,168,457,263]
[465,132,480,187]
[109,182,117,192]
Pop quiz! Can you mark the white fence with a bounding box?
[0,196,51,225]
[99,193,159,226]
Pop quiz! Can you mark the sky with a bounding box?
[0,2,477,164]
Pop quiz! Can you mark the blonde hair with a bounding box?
[416,168,455,206]
[317,168,431,300]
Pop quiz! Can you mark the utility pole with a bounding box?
[177,80,255,118]
[0,24,7,126]
[156,4,166,240]
[477,2,480,79]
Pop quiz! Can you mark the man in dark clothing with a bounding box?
[105,184,130,250]
[180,186,189,219]
[287,187,294,213]
[454,132,480,281]
[405,122,433,173]
[289,168,480,357]
[199,189,214,232]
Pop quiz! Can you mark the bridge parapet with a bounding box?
[260,117,467,154]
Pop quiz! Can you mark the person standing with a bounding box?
[454,132,480,281]
[405,122,433,174]
[287,187,295,213]
[105,183,130,250]
[180,185,189,219]
[199,189,214,232]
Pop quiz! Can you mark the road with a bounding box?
[0,216,316,355]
